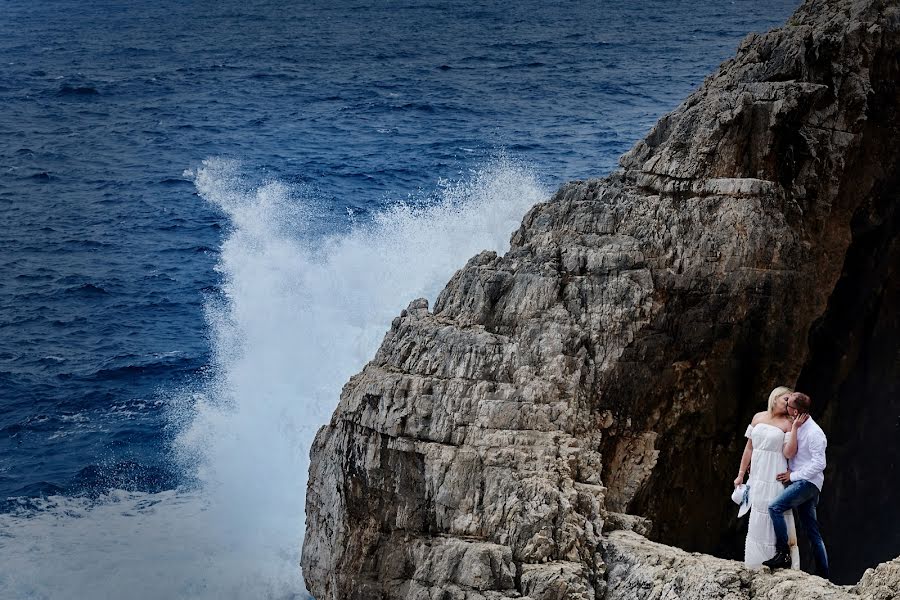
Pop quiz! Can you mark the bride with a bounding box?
[734,386,800,569]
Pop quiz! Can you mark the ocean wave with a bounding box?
[64,283,109,296]
[58,411,89,423]
[69,462,173,495]
[37,355,66,365]
[250,72,293,80]
[60,238,110,249]
[397,101,437,112]
[158,177,193,186]
[497,61,548,70]
[0,489,310,600]
[3,481,65,499]
[158,154,549,596]
[56,84,100,96]
[91,352,198,381]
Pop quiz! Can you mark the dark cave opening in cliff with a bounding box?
[613,170,900,585]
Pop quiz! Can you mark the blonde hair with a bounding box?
[767,386,793,416]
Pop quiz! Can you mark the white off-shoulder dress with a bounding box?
[744,423,800,569]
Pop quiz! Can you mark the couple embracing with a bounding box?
[733,387,830,579]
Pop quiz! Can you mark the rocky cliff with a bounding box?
[302,0,900,597]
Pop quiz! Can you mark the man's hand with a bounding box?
[776,469,792,483]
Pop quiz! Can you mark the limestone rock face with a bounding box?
[303,0,900,597]
[603,531,900,600]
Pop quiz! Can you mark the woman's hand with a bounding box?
[793,413,810,428]
[734,473,745,487]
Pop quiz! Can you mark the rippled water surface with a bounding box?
[0,0,799,597]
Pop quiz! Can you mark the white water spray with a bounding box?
[0,157,548,599]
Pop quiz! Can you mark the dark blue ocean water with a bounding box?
[0,0,799,597]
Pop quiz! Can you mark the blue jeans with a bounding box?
[768,480,829,578]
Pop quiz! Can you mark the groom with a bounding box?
[762,392,830,578]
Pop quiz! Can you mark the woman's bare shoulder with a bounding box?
[750,411,769,425]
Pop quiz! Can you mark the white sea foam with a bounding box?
[0,156,548,599]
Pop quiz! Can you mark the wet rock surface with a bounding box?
[303,0,900,597]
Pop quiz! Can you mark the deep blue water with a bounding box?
[0,0,799,597]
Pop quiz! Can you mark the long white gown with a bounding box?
[744,423,800,569]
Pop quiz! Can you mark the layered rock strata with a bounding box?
[303,0,900,597]
[604,531,900,600]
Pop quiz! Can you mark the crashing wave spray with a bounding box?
[175,155,549,595]
[0,156,548,599]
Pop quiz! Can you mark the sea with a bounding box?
[0,1,799,598]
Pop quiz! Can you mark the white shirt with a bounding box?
[789,416,827,491]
